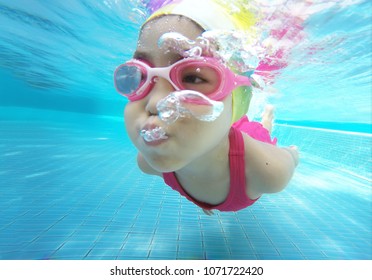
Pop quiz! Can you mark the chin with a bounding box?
[147,156,187,173]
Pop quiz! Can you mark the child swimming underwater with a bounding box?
[114,0,299,215]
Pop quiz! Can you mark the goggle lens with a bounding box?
[114,64,144,96]
[177,64,220,95]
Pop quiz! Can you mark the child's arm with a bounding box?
[243,135,299,198]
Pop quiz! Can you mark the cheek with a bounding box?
[174,110,230,149]
[123,104,132,121]
[124,104,134,127]
[124,101,145,120]
[224,95,233,116]
[124,103,142,136]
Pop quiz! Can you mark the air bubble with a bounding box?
[140,127,168,142]
[156,90,224,125]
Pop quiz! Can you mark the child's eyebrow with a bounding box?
[133,50,184,65]
[133,51,151,61]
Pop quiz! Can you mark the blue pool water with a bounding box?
[0,0,371,260]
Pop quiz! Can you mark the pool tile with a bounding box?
[1,118,371,260]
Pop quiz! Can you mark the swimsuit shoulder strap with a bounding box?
[228,125,246,190]
[227,126,259,209]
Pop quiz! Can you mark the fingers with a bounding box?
[285,146,300,166]
[290,145,298,151]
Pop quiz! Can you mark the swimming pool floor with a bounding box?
[0,112,371,260]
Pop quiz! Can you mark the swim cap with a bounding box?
[143,0,256,123]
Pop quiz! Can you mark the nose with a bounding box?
[145,77,175,115]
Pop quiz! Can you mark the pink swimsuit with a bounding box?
[162,116,277,211]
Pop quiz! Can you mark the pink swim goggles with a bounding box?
[114,57,252,102]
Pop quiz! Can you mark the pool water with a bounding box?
[0,0,371,260]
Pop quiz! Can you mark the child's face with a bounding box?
[124,15,233,172]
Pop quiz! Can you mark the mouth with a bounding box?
[140,125,168,144]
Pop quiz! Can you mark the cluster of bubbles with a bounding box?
[158,31,263,78]
[157,90,224,124]
[140,90,224,142]
[140,126,168,142]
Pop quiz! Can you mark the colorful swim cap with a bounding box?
[142,0,256,123]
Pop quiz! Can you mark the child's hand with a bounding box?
[286,145,300,167]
